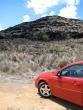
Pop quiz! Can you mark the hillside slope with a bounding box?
[0,16,83,40]
[0,16,83,83]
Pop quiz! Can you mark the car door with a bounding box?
[51,64,83,106]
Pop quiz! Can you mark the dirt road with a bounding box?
[0,84,82,110]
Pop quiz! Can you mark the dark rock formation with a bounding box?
[0,15,83,40]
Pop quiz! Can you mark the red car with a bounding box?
[35,61,83,106]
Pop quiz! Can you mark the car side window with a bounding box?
[61,64,83,77]
[76,68,83,77]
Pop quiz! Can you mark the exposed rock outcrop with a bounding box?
[0,16,83,40]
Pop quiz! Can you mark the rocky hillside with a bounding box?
[0,15,83,40]
[0,16,83,83]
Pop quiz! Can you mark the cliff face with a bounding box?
[0,16,83,40]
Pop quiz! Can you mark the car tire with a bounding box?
[38,82,51,98]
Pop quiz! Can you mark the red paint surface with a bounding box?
[35,61,83,106]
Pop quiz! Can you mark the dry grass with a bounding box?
[0,38,83,75]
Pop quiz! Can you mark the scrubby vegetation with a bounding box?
[0,16,83,40]
[0,38,83,75]
[0,15,83,80]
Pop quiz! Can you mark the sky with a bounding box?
[0,0,83,30]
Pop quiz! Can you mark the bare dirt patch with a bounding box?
[0,84,82,110]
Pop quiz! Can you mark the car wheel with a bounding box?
[38,82,51,98]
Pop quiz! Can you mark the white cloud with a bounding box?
[59,0,80,18]
[27,0,62,15]
[41,14,47,17]
[0,24,2,31]
[59,5,77,18]
[64,0,80,6]
[49,11,55,16]
[26,0,80,18]
[23,15,30,22]
[41,11,55,17]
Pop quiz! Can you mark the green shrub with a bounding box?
[58,60,68,68]
[38,33,49,41]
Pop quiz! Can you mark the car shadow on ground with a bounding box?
[49,96,83,110]
[37,92,83,110]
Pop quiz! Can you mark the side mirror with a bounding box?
[57,71,62,77]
